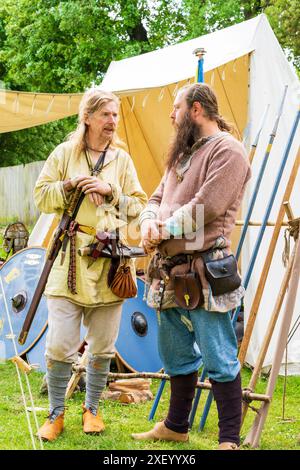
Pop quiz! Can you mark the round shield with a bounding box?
[26,323,87,373]
[0,247,48,360]
[115,277,163,372]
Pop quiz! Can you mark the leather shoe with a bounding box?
[131,421,188,442]
[82,405,105,434]
[218,442,239,450]
[37,413,64,442]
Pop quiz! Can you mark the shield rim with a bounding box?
[0,245,48,360]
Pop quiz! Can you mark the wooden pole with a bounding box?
[241,242,295,424]
[283,201,294,221]
[241,202,297,423]
[248,104,270,165]
[235,86,288,261]
[244,225,300,448]
[193,48,206,83]
[238,149,300,366]
[235,220,288,227]
[70,368,271,403]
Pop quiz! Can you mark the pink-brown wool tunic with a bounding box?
[141,132,251,312]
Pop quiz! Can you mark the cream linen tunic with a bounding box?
[34,141,147,307]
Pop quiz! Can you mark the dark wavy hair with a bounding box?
[185,83,232,132]
[166,83,232,171]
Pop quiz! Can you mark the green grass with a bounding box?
[0,229,7,260]
[0,223,299,450]
[0,362,299,450]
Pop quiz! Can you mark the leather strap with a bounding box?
[67,220,79,294]
[77,224,96,236]
[65,143,110,294]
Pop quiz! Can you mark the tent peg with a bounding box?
[11,355,32,375]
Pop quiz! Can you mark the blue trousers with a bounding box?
[157,307,240,382]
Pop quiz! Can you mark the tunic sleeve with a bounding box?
[33,145,70,214]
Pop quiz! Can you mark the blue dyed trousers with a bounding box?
[157,307,240,382]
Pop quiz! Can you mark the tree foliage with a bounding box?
[0,0,298,167]
[0,0,185,167]
[0,0,186,93]
[265,0,300,68]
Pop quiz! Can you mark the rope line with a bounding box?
[0,274,43,450]
[287,314,300,344]
[12,361,36,449]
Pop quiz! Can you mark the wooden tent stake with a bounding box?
[11,355,32,375]
[65,348,88,400]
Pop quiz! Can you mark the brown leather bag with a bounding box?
[173,272,204,310]
[110,264,137,299]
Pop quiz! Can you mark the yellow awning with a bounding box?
[0,90,83,133]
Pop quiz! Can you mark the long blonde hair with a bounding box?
[67,88,123,158]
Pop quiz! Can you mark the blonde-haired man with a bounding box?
[36,88,147,441]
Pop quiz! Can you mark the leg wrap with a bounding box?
[85,354,111,414]
[164,371,198,434]
[46,359,72,418]
[210,372,242,446]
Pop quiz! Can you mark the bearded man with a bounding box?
[131,83,251,450]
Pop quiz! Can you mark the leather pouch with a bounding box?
[201,254,241,296]
[110,264,137,299]
[173,272,204,310]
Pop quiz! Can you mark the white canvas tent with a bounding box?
[1,14,300,372]
[102,14,300,373]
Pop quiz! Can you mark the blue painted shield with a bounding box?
[115,278,163,372]
[0,247,48,360]
[26,323,87,373]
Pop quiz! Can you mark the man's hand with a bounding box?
[63,175,82,193]
[141,219,161,254]
[141,219,171,253]
[87,192,104,206]
[77,176,112,196]
[77,176,112,207]
[63,176,107,207]
[63,175,89,192]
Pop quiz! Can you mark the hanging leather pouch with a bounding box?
[173,272,204,310]
[110,263,137,299]
[201,253,241,296]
